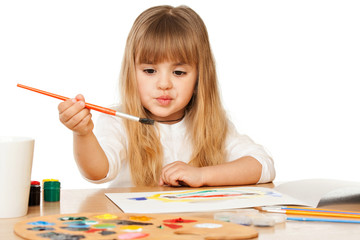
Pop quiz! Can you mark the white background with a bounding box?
[1,0,359,189]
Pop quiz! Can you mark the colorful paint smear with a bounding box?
[27,227,55,231]
[133,188,281,203]
[27,221,55,226]
[100,230,116,235]
[85,229,103,233]
[64,224,91,229]
[108,220,153,226]
[117,232,149,239]
[129,216,152,221]
[62,220,98,225]
[163,217,197,223]
[59,216,88,221]
[163,223,183,229]
[60,226,90,231]
[194,223,223,228]
[37,232,85,240]
[128,197,147,201]
[94,213,118,220]
[93,223,116,229]
[120,226,143,232]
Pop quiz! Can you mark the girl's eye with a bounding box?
[144,69,156,74]
[174,70,186,76]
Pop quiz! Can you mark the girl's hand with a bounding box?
[159,161,205,187]
[58,94,94,136]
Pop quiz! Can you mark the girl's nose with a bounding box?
[157,72,173,90]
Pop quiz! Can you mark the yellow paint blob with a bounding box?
[129,216,152,221]
[94,213,118,220]
[120,225,143,232]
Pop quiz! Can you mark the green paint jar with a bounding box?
[43,180,60,202]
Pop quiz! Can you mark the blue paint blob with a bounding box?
[66,224,91,229]
[266,191,282,197]
[128,197,147,201]
[27,221,55,226]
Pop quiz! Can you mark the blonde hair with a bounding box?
[120,5,228,186]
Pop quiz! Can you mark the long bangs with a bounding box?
[135,14,199,65]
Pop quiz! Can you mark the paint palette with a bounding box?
[14,212,258,240]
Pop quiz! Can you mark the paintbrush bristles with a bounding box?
[139,118,155,125]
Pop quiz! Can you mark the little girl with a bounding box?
[58,5,275,187]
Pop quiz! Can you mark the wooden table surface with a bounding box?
[1,183,360,240]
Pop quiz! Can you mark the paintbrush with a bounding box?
[17,83,154,125]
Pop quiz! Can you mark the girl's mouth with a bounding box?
[156,96,172,106]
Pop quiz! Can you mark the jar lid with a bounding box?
[43,179,59,183]
[31,181,40,185]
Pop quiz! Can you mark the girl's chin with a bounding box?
[147,110,171,118]
[145,107,184,121]
[149,112,182,122]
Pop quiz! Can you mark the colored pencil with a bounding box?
[260,207,360,219]
[282,206,360,215]
[17,84,154,125]
[287,217,360,224]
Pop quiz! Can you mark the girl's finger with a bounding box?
[72,113,93,135]
[161,165,178,185]
[64,108,90,129]
[58,98,76,114]
[59,100,86,123]
[165,170,184,187]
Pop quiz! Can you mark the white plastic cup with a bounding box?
[0,136,34,218]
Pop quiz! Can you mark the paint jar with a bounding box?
[230,214,252,226]
[265,213,286,224]
[43,180,60,202]
[251,214,276,227]
[28,181,41,206]
[214,212,235,222]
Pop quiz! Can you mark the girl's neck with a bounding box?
[156,114,185,124]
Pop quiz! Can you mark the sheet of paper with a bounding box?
[274,179,360,207]
[105,187,308,214]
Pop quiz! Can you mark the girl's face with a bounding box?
[136,61,197,123]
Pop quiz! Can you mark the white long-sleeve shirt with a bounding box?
[89,108,275,187]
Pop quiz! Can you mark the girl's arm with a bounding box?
[58,94,109,181]
[159,156,262,187]
[73,131,109,180]
[201,156,262,186]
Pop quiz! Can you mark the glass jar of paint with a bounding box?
[28,181,41,206]
[43,180,60,202]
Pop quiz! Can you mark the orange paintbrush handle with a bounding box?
[17,83,116,116]
[83,102,116,115]
[17,83,154,124]
[17,83,69,101]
